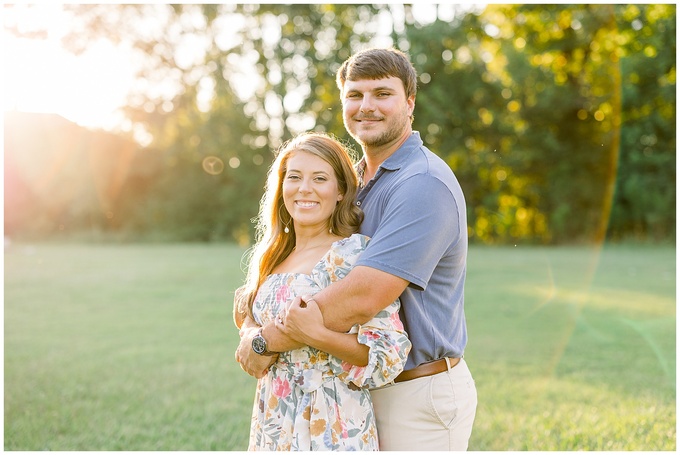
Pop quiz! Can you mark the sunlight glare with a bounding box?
[3,7,137,130]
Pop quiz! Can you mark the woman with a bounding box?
[234,132,410,451]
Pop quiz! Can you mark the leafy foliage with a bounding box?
[3,4,675,244]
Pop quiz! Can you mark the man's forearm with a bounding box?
[313,265,409,332]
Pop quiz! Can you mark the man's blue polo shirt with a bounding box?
[355,132,468,370]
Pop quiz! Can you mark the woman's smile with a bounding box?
[295,200,320,208]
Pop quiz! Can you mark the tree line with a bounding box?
[4,4,675,244]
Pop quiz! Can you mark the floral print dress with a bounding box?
[248,234,411,451]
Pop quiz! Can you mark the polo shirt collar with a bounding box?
[378,131,423,171]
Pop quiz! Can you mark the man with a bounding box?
[236,47,477,450]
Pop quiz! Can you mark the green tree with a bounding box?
[400,4,674,244]
[477,4,625,244]
[610,4,676,241]
[4,4,674,244]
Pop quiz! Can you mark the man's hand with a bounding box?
[278,295,327,346]
[235,325,277,379]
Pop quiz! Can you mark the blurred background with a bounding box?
[4,3,675,246]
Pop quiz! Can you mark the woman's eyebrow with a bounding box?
[286,169,330,175]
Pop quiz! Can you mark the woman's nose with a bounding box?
[298,178,312,193]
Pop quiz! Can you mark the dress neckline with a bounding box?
[267,235,359,278]
[267,271,309,278]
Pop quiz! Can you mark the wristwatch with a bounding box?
[252,328,276,356]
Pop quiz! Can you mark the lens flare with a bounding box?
[202,156,224,175]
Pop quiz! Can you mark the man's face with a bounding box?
[341,76,415,150]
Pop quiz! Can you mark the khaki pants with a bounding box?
[370,358,477,451]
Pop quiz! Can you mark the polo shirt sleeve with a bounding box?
[355,173,464,291]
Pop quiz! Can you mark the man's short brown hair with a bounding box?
[336,48,418,99]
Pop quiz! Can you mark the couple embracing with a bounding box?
[234,47,477,451]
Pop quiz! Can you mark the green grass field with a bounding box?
[4,242,676,450]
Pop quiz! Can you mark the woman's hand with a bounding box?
[235,317,278,378]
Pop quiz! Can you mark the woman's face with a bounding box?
[282,151,343,233]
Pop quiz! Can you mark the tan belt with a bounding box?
[394,357,460,383]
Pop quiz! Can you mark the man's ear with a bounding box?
[407,95,416,117]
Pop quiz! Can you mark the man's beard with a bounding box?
[346,111,410,148]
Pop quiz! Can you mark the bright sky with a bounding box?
[2,4,137,130]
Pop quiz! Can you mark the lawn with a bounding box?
[4,242,676,450]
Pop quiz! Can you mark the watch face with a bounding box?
[252,335,267,355]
